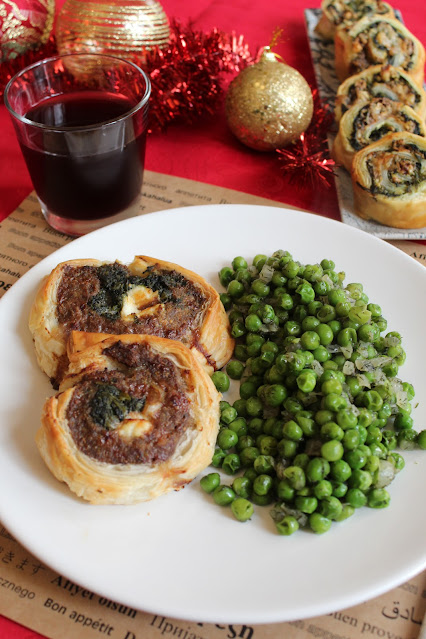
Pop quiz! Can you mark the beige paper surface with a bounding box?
[0,171,425,639]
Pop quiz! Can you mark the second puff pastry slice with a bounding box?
[29,255,234,387]
[36,332,221,504]
[333,97,426,171]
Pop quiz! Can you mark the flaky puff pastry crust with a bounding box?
[36,332,221,505]
[352,132,426,229]
[29,255,234,386]
[334,16,426,85]
[333,98,426,171]
[315,0,394,41]
[335,65,426,124]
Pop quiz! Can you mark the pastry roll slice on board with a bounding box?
[333,97,426,171]
[352,131,426,229]
[335,65,426,123]
[29,255,234,387]
[334,16,426,85]
[36,332,221,505]
[315,0,394,41]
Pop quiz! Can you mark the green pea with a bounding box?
[253,474,273,496]
[219,266,234,287]
[306,457,330,483]
[213,485,235,506]
[319,496,343,520]
[328,289,346,306]
[321,422,344,441]
[348,469,372,491]
[346,488,367,508]
[345,448,368,469]
[323,393,347,412]
[200,472,221,494]
[254,454,275,475]
[394,412,414,430]
[222,453,241,475]
[217,428,238,450]
[283,466,306,490]
[302,315,320,331]
[309,512,332,534]
[245,396,263,417]
[283,420,304,441]
[226,360,245,380]
[322,378,342,395]
[315,323,334,346]
[334,504,355,522]
[211,371,230,393]
[367,488,390,509]
[231,498,254,522]
[233,398,248,416]
[313,479,333,499]
[300,331,321,350]
[295,495,318,513]
[234,345,249,362]
[389,452,405,472]
[342,428,360,451]
[330,459,352,482]
[276,479,295,501]
[296,370,317,393]
[239,446,260,467]
[227,280,244,298]
[336,408,358,429]
[397,429,417,450]
[264,384,287,407]
[417,430,426,450]
[211,448,226,468]
[251,279,270,297]
[253,254,267,270]
[321,439,344,462]
[331,481,348,498]
[220,293,232,310]
[220,406,238,425]
[297,282,315,304]
[232,476,252,499]
[337,327,358,346]
[275,515,299,536]
[258,435,278,456]
[277,438,298,458]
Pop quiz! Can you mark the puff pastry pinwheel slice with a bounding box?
[29,256,234,386]
[315,0,394,41]
[333,97,426,171]
[36,332,221,505]
[352,132,426,229]
[334,16,426,85]
[335,65,426,123]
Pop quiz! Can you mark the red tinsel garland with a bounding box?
[276,89,336,189]
[0,21,254,130]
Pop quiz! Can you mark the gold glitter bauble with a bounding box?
[56,0,170,62]
[225,48,314,151]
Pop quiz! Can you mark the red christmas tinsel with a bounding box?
[0,21,254,130]
[277,89,336,189]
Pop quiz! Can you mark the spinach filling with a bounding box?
[88,263,184,320]
[90,382,146,430]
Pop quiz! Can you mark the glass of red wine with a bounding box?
[5,53,151,236]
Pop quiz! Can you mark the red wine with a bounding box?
[20,91,147,221]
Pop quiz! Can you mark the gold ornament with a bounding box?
[56,0,170,62]
[225,47,314,151]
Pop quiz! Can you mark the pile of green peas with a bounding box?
[201,250,426,535]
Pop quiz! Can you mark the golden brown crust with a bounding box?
[351,132,426,229]
[332,98,426,171]
[316,0,394,40]
[334,65,426,123]
[334,16,426,85]
[36,333,221,505]
[29,256,234,385]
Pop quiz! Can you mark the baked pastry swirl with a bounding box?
[335,65,426,123]
[352,132,426,228]
[334,16,426,85]
[29,256,234,386]
[36,332,221,504]
[333,97,426,171]
[315,0,394,41]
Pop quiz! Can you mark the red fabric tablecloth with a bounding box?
[0,0,425,637]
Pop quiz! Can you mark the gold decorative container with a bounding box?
[56,0,170,62]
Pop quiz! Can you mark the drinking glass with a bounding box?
[5,53,151,236]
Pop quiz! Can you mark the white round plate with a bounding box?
[0,204,425,625]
